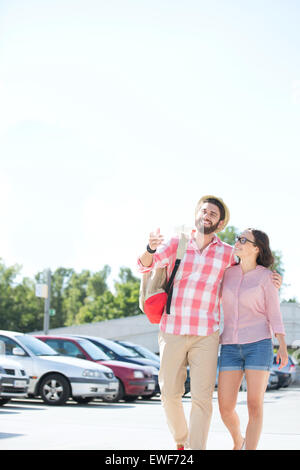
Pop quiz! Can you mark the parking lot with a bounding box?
[1,385,299,451]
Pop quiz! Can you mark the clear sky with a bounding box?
[0,0,299,300]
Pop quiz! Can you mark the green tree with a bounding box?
[0,259,43,332]
[218,225,238,246]
[63,270,91,326]
[113,267,141,318]
[74,267,141,324]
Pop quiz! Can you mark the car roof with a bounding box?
[76,335,114,344]
[0,330,26,338]
[36,335,80,341]
[117,340,134,346]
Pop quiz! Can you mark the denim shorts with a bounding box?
[219,338,273,372]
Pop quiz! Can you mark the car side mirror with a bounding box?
[76,354,86,360]
[12,347,26,356]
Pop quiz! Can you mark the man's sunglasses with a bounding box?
[236,236,257,246]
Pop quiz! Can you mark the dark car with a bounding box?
[215,357,279,391]
[115,340,160,365]
[271,354,295,388]
[115,339,190,396]
[76,335,160,397]
[36,335,156,402]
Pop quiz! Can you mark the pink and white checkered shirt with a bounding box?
[138,235,235,336]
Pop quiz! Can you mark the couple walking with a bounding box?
[138,195,288,451]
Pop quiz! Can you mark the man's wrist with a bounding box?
[146,244,156,254]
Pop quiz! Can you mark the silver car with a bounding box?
[0,330,119,406]
[0,355,30,406]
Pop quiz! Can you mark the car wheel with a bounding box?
[124,395,138,402]
[103,378,124,403]
[141,393,157,400]
[0,398,11,406]
[73,397,93,404]
[39,373,70,406]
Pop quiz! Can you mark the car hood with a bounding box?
[96,360,154,371]
[121,357,159,368]
[39,355,112,373]
[0,355,25,369]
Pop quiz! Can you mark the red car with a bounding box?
[35,335,155,403]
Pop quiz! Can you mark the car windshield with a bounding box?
[93,338,140,358]
[117,343,144,357]
[17,335,60,356]
[77,339,110,361]
[133,345,160,362]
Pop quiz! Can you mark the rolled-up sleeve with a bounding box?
[137,237,178,274]
[264,273,286,336]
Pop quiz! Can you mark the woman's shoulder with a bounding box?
[256,265,272,277]
[255,266,276,287]
[223,263,240,278]
[226,263,240,272]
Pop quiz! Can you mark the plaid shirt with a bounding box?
[138,235,235,336]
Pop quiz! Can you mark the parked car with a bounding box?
[271,354,296,388]
[0,355,29,406]
[239,371,279,392]
[215,357,279,391]
[0,330,118,406]
[36,335,156,402]
[115,340,160,365]
[76,335,160,397]
[115,339,191,396]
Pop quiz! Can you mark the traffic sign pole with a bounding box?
[43,269,51,335]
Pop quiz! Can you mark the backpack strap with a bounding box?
[165,233,189,314]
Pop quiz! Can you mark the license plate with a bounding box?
[14,380,26,388]
[147,383,155,390]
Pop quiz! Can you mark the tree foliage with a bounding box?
[0,259,141,333]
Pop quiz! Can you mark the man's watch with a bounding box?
[146,244,156,254]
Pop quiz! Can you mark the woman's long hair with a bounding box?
[247,228,274,268]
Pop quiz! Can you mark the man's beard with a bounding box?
[196,219,220,235]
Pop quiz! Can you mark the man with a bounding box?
[138,195,281,450]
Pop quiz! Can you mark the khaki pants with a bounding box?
[158,330,219,450]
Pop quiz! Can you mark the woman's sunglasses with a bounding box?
[236,236,257,246]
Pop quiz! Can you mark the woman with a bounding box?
[218,228,288,450]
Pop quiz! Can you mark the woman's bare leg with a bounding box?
[244,370,270,450]
[218,370,244,450]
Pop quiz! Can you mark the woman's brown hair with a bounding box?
[247,228,274,268]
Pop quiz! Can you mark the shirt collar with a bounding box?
[191,233,222,250]
[211,234,222,245]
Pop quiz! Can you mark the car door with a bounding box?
[0,335,36,393]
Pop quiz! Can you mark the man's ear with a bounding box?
[217,219,225,231]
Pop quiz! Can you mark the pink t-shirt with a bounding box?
[220,264,285,344]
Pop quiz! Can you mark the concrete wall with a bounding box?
[33,303,300,353]
[280,303,300,347]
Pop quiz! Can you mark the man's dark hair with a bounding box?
[202,198,225,222]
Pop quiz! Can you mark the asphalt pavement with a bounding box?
[0,385,299,451]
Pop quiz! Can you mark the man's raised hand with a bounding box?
[149,228,164,251]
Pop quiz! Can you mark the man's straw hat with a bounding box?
[195,195,230,233]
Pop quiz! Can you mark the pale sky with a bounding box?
[0,0,299,300]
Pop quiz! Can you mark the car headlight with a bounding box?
[82,369,102,378]
[133,371,144,378]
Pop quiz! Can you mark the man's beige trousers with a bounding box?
[158,330,219,450]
